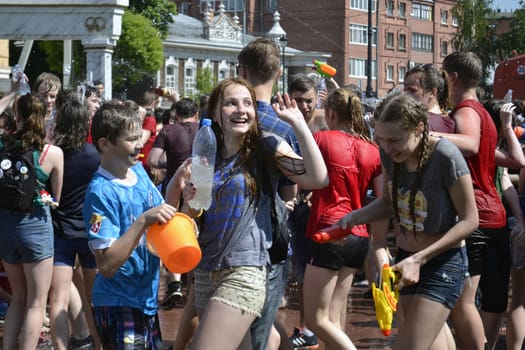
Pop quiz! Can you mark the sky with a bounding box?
[491,0,522,11]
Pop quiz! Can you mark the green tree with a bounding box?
[128,0,177,39]
[500,1,525,57]
[452,0,497,93]
[39,41,85,82]
[196,67,216,96]
[112,11,164,88]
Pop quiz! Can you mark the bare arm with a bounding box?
[271,93,328,190]
[141,128,152,146]
[47,145,64,203]
[0,73,22,115]
[0,92,16,116]
[369,173,392,268]
[501,168,525,226]
[495,103,525,169]
[147,147,166,169]
[164,158,192,209]
[93,203,177,278]
[520,167,525,195]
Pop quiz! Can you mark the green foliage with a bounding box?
[39,42,62,74]
[452,0,493,51]
[113,11,165,88]
[452,0,497,93]
[128,0,177,39]
[39,41,85,84]
[195,67,216,95]
[500,1,525,57]
[35,1,175,91]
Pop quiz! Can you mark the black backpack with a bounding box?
[0,144,38,211]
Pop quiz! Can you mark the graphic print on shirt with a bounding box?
[389,181,428,233]
[89,213,103,234]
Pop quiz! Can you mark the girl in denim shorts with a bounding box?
[337,94,478,350]
[0,93,64,349]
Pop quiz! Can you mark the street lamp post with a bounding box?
[279,35,288,94]
[365,0,374,98]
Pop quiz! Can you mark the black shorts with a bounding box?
[307,234,369,271]
[467,226,511,313]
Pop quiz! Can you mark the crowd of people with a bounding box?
[0,40,524,350]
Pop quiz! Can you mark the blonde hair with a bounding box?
[325,88,372,142]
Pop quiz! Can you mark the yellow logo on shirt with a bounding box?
[89,213,104,234]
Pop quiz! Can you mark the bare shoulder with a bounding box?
[453,106,480,123]
[44,144,64,167]
[47,144,63,157]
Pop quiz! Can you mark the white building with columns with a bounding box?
[0,2,330,99]
[159,4,331,97]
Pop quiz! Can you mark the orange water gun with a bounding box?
[312,60,337,78]
[372,264,400,336]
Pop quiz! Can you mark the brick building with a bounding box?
[174,0,459,98]
[277,0,459,97]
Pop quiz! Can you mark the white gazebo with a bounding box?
[0,0,128,100]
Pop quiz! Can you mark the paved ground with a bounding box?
[157,279,396,350]
[156,275,509,350]
[0,273,509,349]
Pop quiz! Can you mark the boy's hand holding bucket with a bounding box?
[147,212,201,273]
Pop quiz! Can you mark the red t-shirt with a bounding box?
[450,100,506,228]
[141,115,157,172]
[306,130,382,239]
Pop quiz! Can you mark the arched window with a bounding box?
[165,56,179,90]
[184,58,196,96]
[218,60,230,81]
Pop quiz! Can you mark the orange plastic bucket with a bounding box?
[147,212,201,273]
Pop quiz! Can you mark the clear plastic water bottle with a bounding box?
[188,118,216,211]
[316,77,327,109]
[503,89,513,103]
[11,64,31,96]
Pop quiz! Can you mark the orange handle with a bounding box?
[313,60,337,78]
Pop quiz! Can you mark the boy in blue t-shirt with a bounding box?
[83,104,177,348]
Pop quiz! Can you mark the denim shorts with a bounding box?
[396,246,469,310]
[54,236,97,268]
[193,266,267,317]
[0,206,53,264]
[308,234,369,270]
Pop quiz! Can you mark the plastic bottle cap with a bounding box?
[201,118,212,127]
